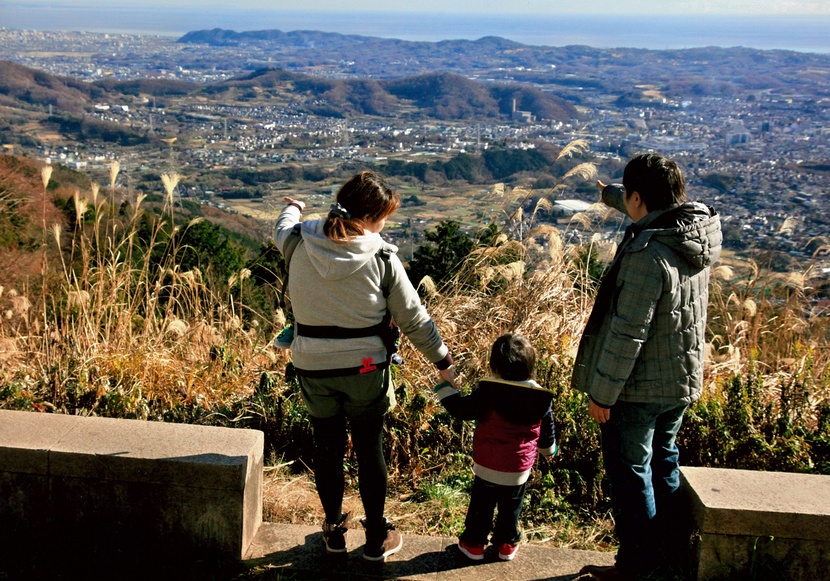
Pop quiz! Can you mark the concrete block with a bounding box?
[696,532,830,581]
[681,466,830,580]
[0,409,79,474]
[0,409,263,562]
[0,471,51,554]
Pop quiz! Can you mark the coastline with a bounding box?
[2,7,829,54]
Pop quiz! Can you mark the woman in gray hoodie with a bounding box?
[275,171,456,561]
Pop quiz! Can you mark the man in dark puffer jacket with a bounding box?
[573,153,722,580]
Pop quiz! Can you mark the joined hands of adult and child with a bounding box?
[438,365,458,388]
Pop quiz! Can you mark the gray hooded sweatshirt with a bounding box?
[275,205,448,373]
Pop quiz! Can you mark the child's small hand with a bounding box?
[438,365,458,388]
[538,442,558,458]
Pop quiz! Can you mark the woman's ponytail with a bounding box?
[324,171,401,243]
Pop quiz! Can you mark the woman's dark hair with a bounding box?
[490,334,536,381]
[623,153,687,212]
[324,171,401,243]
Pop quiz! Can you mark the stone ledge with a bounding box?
[681,466,830,580]
[681,466,830,540]
[1,409,263,489]
[0,409,264,561]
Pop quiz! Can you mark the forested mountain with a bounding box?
[213,69,578,121]
[0,61,106,115]
[0,60,576,123]
[177,28,830,99]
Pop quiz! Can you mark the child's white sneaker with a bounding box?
[497,542,518,561]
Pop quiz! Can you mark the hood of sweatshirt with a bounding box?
[299,219,393,281]
[478,378,553,425]
[629,201,722,271]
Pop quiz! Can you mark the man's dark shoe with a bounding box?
[579,564,635,580]
[361,517,403,561]
[322,512,350,553]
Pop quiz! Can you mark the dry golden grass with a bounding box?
[0,162,277,416]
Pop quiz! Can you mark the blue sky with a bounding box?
[6,0,830,15]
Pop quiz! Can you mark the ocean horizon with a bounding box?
[3,5,829,54]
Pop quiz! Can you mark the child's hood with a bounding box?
[479,377,553,425]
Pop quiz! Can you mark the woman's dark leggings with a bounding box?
[310,413,387,526]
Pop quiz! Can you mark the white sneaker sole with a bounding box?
[458,543,485,561]
[363,536,403,561]
[324,543,347,554]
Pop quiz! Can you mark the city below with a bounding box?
[1,27,829,292]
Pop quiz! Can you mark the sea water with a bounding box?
[2,4,829,54]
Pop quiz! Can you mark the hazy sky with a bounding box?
[8,0,830,15]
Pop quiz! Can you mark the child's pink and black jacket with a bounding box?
[434,378,557,486]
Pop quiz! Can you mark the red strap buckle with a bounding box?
[359,357,378,374]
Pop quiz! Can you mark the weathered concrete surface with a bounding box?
[681,466,830,580]
[245,522,616,580]
[0,409,263,562]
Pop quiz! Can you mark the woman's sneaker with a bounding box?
[361,517,402,561]
[458,540,486,561]
[497,542,519,561]
[322,513,350,553]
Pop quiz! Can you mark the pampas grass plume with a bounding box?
[564,162,598,181]
[109,161,120,190]
[556,139,590,160]
[41,165,53,189]
[161,173,182,204]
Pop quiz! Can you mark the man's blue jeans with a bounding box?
[600,400,688,575]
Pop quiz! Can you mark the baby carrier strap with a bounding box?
[377,244,394,298]
[294,244,395,341]
[280,226,396,343]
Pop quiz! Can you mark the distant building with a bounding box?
[511,99,535,123]
[554,199,593,214]
[726,123,752,146]
[726,131,752,146]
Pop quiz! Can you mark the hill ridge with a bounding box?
[0,60,577,123]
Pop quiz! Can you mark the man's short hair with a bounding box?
[490,334,536,381]
[623,153,687,212]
